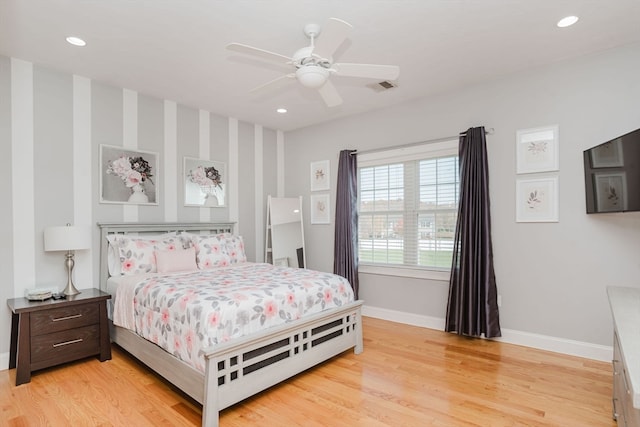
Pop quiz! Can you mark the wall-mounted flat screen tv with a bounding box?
[584,127,640,213]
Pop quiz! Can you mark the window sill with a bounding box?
[358,264,450,282]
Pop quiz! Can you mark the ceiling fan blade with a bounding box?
[226,43,292,64]
[333,63,400,81]
[249,73,296,94]
[312,18,353,60]
[317,80,343,107]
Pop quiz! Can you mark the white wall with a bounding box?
[0,55,279,367]
[284,43,640,359]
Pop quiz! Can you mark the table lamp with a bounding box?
[44,224,92,296]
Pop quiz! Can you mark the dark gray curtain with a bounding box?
[334,150,359,299]
[445,126,501,338]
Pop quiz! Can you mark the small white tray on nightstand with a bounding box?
[24,287,58,301]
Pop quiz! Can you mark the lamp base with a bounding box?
[63,282,81,296]
[63,251,82,296]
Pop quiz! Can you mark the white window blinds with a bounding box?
[358,140,459,270]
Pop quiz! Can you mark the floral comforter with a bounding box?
[130,263,354,372]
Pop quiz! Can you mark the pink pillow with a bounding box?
[155,247,197,274]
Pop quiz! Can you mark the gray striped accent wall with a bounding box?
[0,55,280,367]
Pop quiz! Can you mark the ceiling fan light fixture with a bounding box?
[296,65,329,88]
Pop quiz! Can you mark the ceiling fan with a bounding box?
[226,18,400,107]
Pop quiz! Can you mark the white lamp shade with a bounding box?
[44,225,92,251]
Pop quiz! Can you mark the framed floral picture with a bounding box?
[100,145,158,205]
[310,193,331,224]
[516,125,559,174]
[515,176,558,222]
[310,160,330,192]
[184,157,226,207]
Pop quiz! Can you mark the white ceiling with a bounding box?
[1,1,639,132]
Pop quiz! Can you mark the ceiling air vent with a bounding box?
[367,80,398,92]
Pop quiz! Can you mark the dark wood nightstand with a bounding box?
[7,288,111,385]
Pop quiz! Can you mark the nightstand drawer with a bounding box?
[30,303,99,335]
[31,324,100,366]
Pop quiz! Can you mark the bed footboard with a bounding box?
[202,300,363,427]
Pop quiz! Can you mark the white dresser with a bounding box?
[608,286,640,426]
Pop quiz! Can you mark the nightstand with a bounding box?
[7,288,111,385]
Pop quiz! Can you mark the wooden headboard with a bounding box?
[97,222,236,292]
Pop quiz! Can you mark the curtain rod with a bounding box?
[350,127,494,156]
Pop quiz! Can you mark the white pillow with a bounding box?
[106,235,123,276]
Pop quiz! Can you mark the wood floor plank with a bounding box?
[0,317,616,426]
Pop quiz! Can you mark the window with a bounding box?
[358,140,459,272]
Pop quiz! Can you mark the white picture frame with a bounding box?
[184,157,227,207]
[515,176,559,222]
[310,160,330,192]
[590,138,624,168]
[100,144,159,205]
[594,172,627,212]
[516,125,559,174]
[310,193,331,224]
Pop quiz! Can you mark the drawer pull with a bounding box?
[53,338,83,348]
[52,314,82,322]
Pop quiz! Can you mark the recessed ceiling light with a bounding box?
[276,108,287,114]
[66,36,86,47]
[557,16,579,28]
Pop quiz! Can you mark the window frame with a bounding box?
[357,139,459,281]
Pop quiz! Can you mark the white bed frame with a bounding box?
[98,222,363,427]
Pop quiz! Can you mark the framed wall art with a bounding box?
[516,125,559,174]
[184,157,226,207]
[100,144,158,205]
[515,176,559,222]
[310,160,330,192]
[310,193,331,224]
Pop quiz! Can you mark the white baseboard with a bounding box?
[0,307,611,373]
[0,352,9,372]
[362,305,613,362]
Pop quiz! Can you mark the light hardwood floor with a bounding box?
[1,317,616,426]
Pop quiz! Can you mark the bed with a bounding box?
[98,222,363,427]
